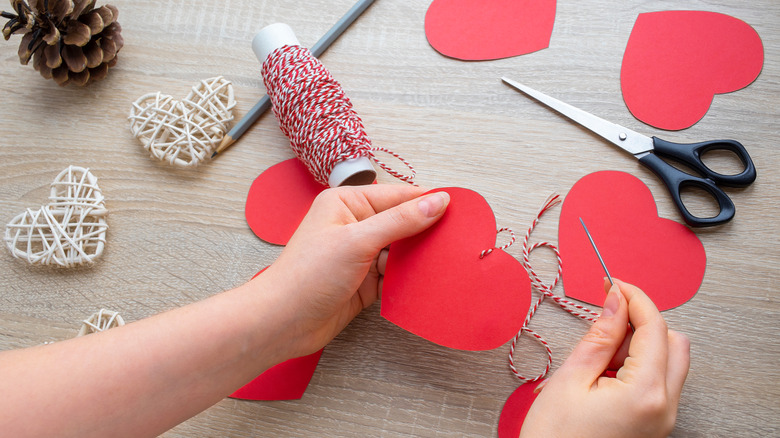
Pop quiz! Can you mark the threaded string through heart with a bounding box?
[480,227,516,258]
[262,45,415,186]
[509,194,602,383]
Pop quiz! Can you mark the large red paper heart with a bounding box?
[498,381,542,437]
[245,158,326,246]
[425,0,556,61]
[230,269,324,400]
[559,171,706,311]
[382,188,531,351]
[621,11,764,130]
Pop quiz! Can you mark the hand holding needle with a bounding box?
[579,217,635,331]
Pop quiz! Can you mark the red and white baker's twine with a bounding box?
[508,194,602,384]
[480,227,516,258]
[262,45,415,185]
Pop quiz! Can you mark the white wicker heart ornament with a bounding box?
[129,76,236,167]
[4,166,108,267]
[77,309,125,336]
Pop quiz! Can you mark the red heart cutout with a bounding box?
[498,381,542,437]
[425,0,556,61]
[230,349,323,401]
[245,158,326,246]
[559,171,706,311]
[382,188,531,351]
[621,11,764,130]
[230,269,324,400]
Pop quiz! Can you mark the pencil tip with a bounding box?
[212,135,235,158]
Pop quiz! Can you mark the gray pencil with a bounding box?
[213,0,377,156]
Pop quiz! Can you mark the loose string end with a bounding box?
[509,192,602,384]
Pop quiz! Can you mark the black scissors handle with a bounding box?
[639,137,756,227]
[650,137,757,187]
[638,153,735,226]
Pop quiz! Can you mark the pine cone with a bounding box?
[1,0,124,86]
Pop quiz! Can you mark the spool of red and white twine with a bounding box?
[253,23,415,187]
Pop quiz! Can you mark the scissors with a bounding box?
[502,77,757,227]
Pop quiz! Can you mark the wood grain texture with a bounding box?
[1,0,778,436]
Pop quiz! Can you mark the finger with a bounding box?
[376,276,384,300]
[301,185,427,229]
[356,254,382,310]
[608,326,633,370]
[553,284,629,386]
[613,279,669,385]
[356,271,380,310]
[355,191,450,251]
[606,275,635,370]
[665,330,691,406]
[376,248,389,301]
[336,184,428,222]
[377,248,389,276]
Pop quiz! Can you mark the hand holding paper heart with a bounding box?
[559,171,706,311]
[246,167,531,352]
[382,188,531,351]
[267,184,449,358]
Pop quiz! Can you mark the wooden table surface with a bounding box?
[1,0,778,436]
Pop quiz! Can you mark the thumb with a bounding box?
[554,284,629,385]
[357,191,450,250]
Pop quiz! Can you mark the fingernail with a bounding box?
[533,379,548,394]
[602,288,619,318]
[418,192,449,218]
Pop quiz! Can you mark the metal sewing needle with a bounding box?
[579,218,613,285]
[580,218,635,331]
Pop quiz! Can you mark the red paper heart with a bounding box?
[498,381,542,437]
[245,158,326,246]
[382,188,531,351]
[230,268,324,400]
[621,11,764,130]
[230,349,323,401]
[559,171,706,311]
[425,0,556,61]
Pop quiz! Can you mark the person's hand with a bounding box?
[260,184,450,359]
[520,279,691,438]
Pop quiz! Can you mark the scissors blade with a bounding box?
[502,77,654,156]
